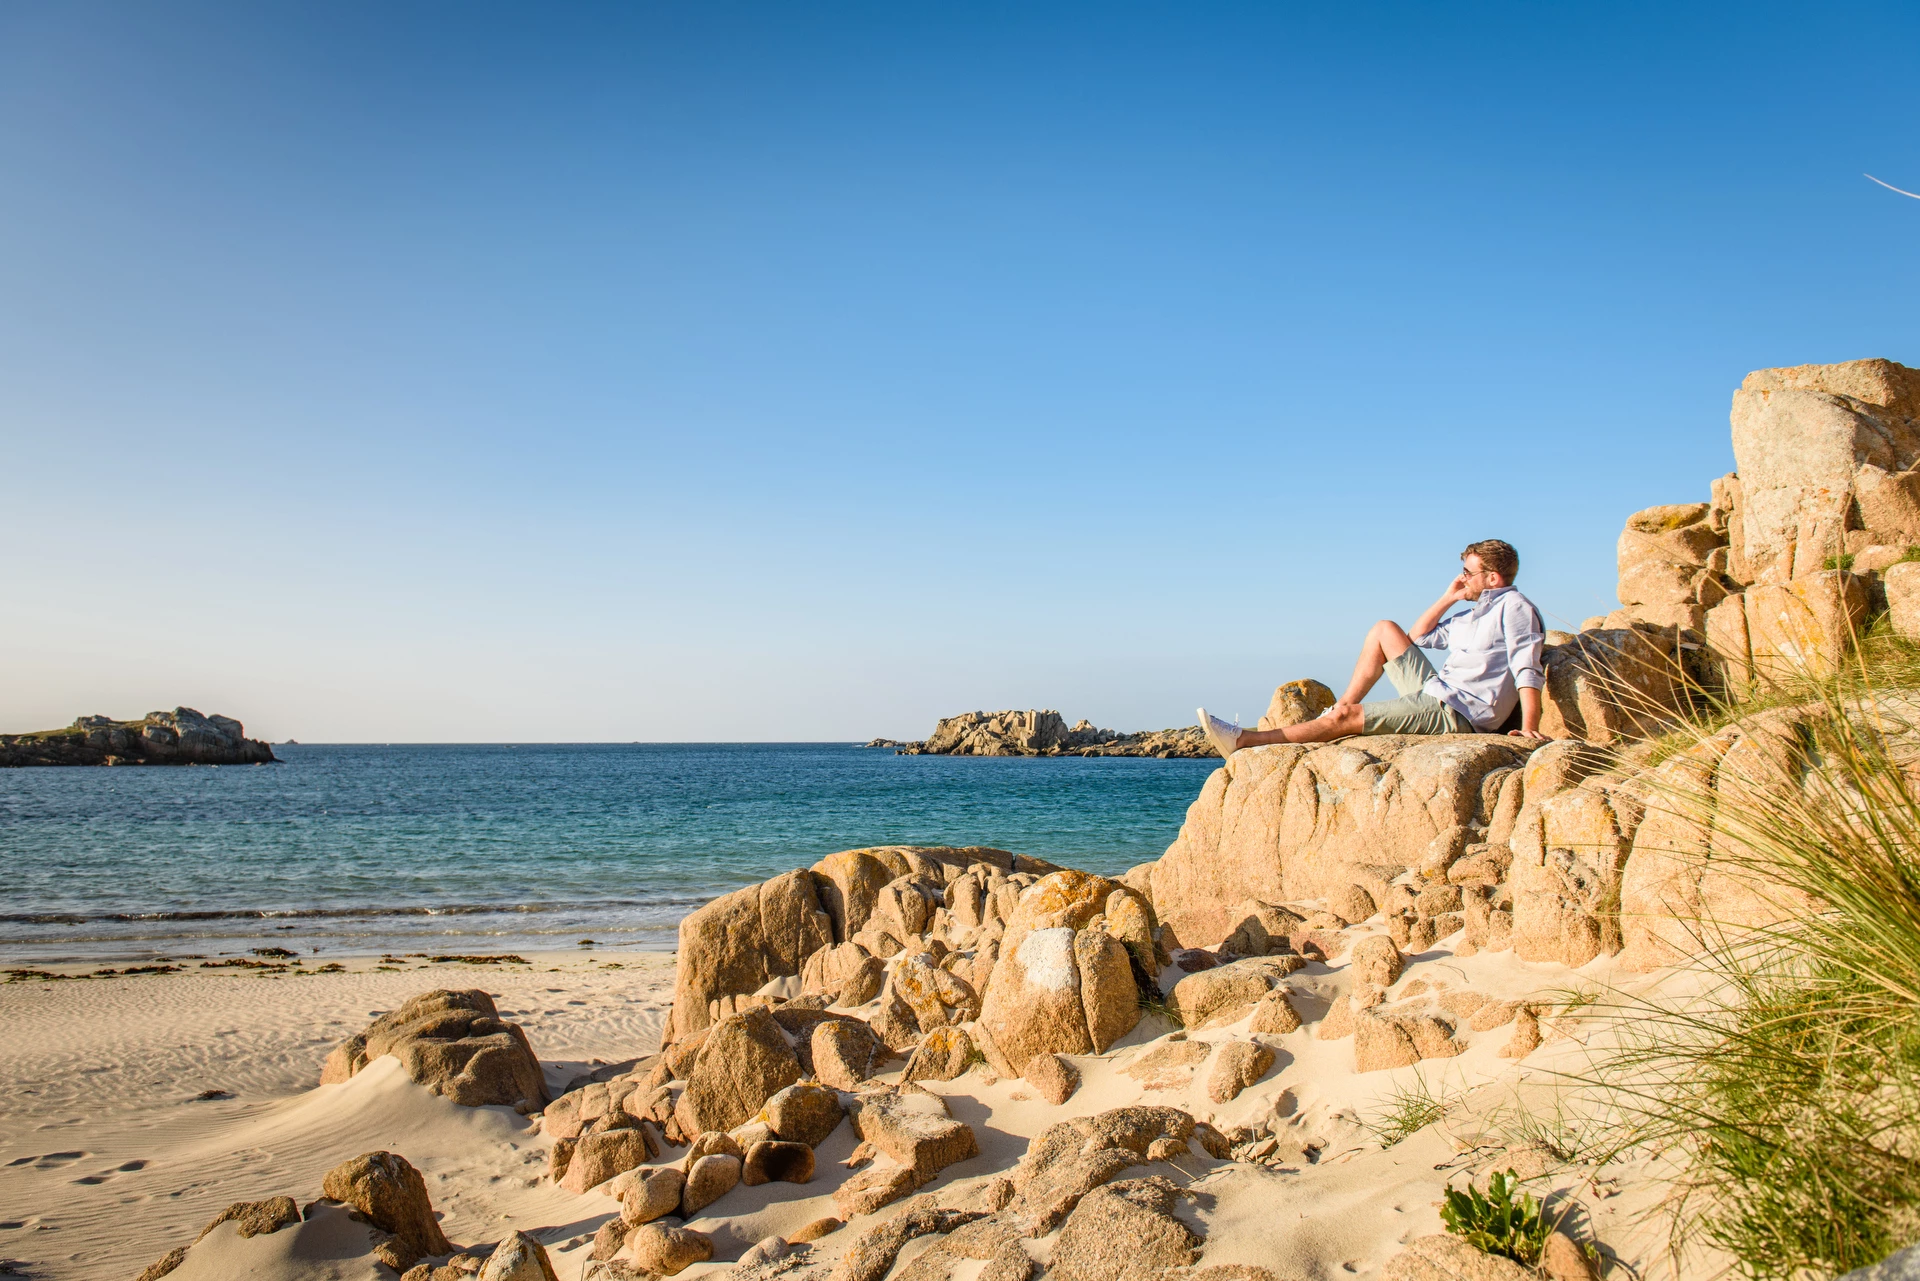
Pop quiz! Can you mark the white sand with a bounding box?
[0,951,675,1281]
[0,939,1703,1281]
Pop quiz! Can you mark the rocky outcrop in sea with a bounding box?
[0,707,277,767]
[881,711,1213,758]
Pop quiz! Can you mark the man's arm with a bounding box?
[1409,572,1471,646]
[1504,598,1548,739]
[1515,686,1543,737]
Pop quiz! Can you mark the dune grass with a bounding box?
[1364,1075,1457,1147]
[1588,628,1920,1278]
[1645,616,1920,760]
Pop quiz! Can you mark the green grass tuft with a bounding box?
[1364,1076,1455,1147]
[1489,1089,1622,1167]
[1136,988,1184,1029]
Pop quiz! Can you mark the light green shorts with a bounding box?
[1361,649,1473,736]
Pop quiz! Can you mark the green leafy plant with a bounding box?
[1440,1169,1551,1265]
[1899,545,1920,565]
[1822,552,1857,571]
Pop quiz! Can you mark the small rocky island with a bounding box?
[0,707,278,767]
[872,686,1341,759]
[872,709,1215,758]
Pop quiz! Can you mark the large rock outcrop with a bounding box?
[0,708,277,767]
[1136,595,1781,956]
[1730,359,1920,589]
[1613,501,1730,633]
[1505,741,1643,967]
[1138,728,1647,972]
[320,989,547,1110]
[1606,360,1919,684]
[1137,706,1822,971]
[667,846,1059,1046]
[1535,627,1686,745]
[1504,691,1885,972]
[1146,736,1530,946]
[1613,706,1826,972]
[666,869,836,1045]
[1131,688,1878,977]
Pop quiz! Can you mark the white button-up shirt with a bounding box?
[1411,586,1547,732]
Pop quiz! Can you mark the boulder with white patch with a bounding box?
[976,871,1152,1068]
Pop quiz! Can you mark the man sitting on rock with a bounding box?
[1198,538,1547,754]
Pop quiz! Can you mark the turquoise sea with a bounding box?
[0,743,1215,963]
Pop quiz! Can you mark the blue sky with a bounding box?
[3,2,1917,741]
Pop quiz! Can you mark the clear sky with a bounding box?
[3,2,1917,743]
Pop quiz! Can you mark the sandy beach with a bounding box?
[0,935,1692,1281]
[0,951,676,1280]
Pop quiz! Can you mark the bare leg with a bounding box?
[1230,620,1414,749]
[1337,620,1416,707]
[1234,704,1364,746]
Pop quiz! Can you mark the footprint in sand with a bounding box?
[25,1151,85,1170]
[73,1159,145,1184]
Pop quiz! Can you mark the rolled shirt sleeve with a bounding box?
[1412,618,1453,649]
[1504,596,1546,691]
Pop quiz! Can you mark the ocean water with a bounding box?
[0,743,1215,963]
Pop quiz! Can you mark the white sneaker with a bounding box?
[1196,708,1240,758]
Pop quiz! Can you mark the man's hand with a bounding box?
[1411,570,1475,641]
[1507,728,1550,745]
